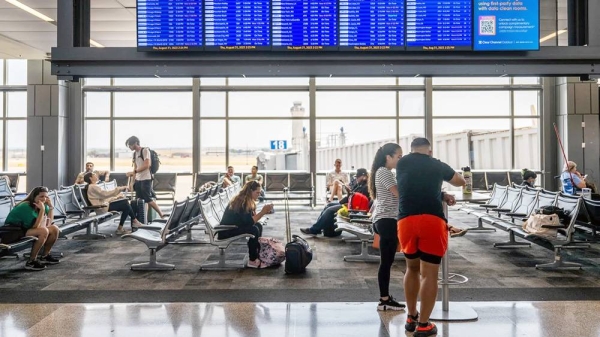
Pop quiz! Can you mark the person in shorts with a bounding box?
[125,136,165,219]
[396,137,465,337]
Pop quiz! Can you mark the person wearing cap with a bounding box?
[301,168,370,236]
[521,169,537,188]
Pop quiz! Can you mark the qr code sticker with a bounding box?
[479,16,496,36]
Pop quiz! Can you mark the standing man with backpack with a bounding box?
[125,136,165,219]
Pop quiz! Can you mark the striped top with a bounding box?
[372,167,398,223]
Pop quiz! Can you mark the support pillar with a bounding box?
[26,60,73,190]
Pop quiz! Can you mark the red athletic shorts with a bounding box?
[398,214,448,264]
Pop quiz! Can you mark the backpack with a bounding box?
[258,237,286,267]
[348,192,370,212]
[134,148,161,175]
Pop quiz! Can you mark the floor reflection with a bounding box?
[0,301,598,337]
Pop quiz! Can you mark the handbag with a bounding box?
[523,213,560,237]
[0,223,26,244]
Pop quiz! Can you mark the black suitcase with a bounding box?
[131,198,146,225]
[284,187,313,274]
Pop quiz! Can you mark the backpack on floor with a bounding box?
[348,192,369,212]
[258,237,286,267]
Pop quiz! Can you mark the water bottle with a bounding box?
[462,166,473,194]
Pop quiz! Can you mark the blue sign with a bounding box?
[270,140,287,150]
[473,0,540,51]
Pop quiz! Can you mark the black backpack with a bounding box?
[134,148,161,175]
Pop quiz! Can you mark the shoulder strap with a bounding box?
[140,147,145,161]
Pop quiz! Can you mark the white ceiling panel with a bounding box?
[91,21,135,32]
[93,40,136,47]
[2,31,56,41]
[117,0,136,8]
[91,31,135,41]
[0,21,55,32]
[91,8,133,21]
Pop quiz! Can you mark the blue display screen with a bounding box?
[405,0,473,51]
[137,0,203,51]
[339,0,405,50]
[204,0,271,50]
[272,0,338,50]
[473,0,539,51]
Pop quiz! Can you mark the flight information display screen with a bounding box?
[272,0,338,50]
[136,0,540,52]
[473,0,540,51]
[137,0,203,51]
[339,0,405,50]
[204,0,270,50]
[405,0,473,51]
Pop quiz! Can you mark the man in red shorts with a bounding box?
[396,137,466,337]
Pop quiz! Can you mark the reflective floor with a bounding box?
[0,301,598,337]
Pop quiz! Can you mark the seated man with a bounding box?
[327,159,350,203]
[218,166,241,188]
[245,165,265,200]
[75,162,109,185]
[301,168,370,237]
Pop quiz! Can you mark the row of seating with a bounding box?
[0,172,21,194]
[0,184,120,258]
[460,184,597,270]
[123,183,255,271]
[194,172,314,206]
[467,170,542,191]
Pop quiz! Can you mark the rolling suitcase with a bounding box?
[131,198,146,225]
[284,187,313,274]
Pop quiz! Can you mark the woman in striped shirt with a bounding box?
[369,142,405,311]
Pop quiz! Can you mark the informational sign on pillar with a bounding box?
[270,140,287,150]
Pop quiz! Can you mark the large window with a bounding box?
[82,76,542,201]
[0,60,27,172]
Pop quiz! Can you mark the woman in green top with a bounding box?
[5,186,60,271]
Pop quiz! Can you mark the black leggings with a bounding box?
[218,223,263,261]
[108,199,137,227]
[374,218,398,298]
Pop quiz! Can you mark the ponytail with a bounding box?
[369,143,401,198]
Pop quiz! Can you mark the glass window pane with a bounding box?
[0,60,4,85]
[201,120,225,172]
[399,91,425,117]
[7,92,27,117]
[114,120,192,172]
[433,119,511,170]
[514,91,540,116]
[84,78,111,86]
[0,121,3,169]
[85,92,111,118]
[0,94,3,118]
[316,77,396,86]
[514,119,540,170]
[6,120,26,171]
[229,119,310,172]
[398,77,425,85]
[113,78,192,86]
[432,77,510,85]
[200,92,226,117]
[229,92,309,117]
[114,92,192,117]
[316,119,395,171]
[399,119,425,151]
[85,120,111,171]
[6,60,27,85]
[513,77,540,85]
[201,78,227,86]
[227,77,308,86]
[317,91,395,117]
[433,91,510,116]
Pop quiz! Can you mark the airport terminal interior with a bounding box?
[1,0,600,336]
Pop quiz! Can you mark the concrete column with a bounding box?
[27,60,76,190]
[555,77,600,185]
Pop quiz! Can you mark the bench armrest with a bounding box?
[492,208,511,213]
[83,205,105,210]
[506,212,526,217]
[350,219,371,224]
[213,225,238,232]
[479,205,497,208]
[541,224,567,229]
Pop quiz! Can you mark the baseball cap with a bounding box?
[356,168,368,177]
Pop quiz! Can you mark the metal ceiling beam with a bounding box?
[51,46,600,79]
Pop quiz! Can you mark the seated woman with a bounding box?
[561,161,587,195]
[217,181,273,268]
[4,186,60,271]
[521,169,537,188]
[84,172,143,235]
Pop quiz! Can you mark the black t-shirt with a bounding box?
[220,205,255,229]
[340,181,370,204]
[396,153,456,222]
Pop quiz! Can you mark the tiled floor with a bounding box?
[0,206,599,302]
[1,301,599,337]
